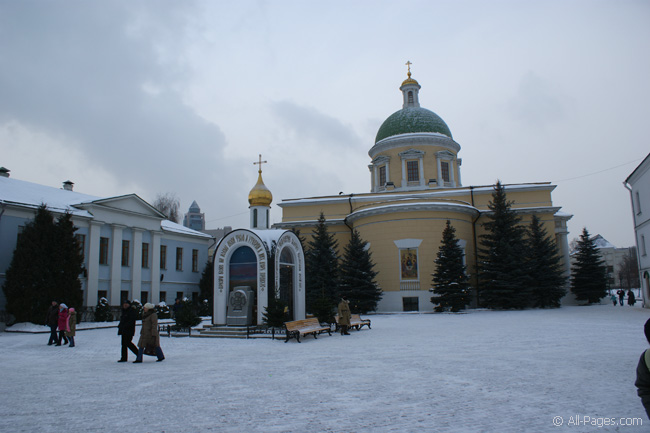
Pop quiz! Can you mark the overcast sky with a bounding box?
[1,0,648,248]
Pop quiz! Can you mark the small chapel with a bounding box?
[211,156,306,326]
[274,64,573,312]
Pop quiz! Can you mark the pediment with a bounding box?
[76,194,165,218]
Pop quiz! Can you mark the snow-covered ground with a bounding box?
[2,305,649,433]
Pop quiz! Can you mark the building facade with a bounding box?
[625,153,650,306]
[274,70,573,312]
[0,170,212,320]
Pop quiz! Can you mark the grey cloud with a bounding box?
[0,2,240,215]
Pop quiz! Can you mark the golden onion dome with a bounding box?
[248,171,273,207]
[401,60,419,86]
[401,71,419,87]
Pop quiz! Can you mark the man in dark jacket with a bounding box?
[45,301,59,345]
[117,300,139,362]
[635,318,650,418]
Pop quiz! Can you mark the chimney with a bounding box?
[0,167,9,178]
[62,180,74,191]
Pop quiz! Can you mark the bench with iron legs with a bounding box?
[284,318,332,343]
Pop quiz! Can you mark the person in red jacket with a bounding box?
[56,304,69,346]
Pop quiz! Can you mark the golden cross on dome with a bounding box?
[253,154,267,173]
[405,60,412,77]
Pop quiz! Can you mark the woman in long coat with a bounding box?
[337,296,351,335]
[133,303,165,363]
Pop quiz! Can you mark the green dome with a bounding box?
[375,107,452,143]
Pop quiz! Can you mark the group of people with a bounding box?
[613,289,637,306]
[45,301,76,347]
[118,300,164,363]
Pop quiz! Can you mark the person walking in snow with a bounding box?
[66,308,77,347]
[337,296,351,336]
[628,290,637,306]
[618,289,625,306]
[117,300,139,362]
[133,303,164,363]
[611,294,617,306]
[56,304,69,346]
[45,300,59,345]
[635,318,650,418]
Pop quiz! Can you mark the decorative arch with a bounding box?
[213,229,305,325]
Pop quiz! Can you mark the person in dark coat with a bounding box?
[45,301,59,345]
[635,318,650,418]
[133,303,164,363]
[628,290,637,306]
[117,300,139,362]
[618,289,625,306]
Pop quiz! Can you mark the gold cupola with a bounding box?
[248,155,273,207]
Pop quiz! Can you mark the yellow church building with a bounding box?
[274,67,573,312]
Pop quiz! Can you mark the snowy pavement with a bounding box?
[1,305,649,433]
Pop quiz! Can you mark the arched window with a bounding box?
[253,209,258,228]
[408,91,414,104]
[229,246,257,292]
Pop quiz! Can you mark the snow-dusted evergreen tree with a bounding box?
[431,220,471,312]
[94,297,113,322]
[527,215,566,308]
[198,259,214,313]
[175,298,201,328]
[2,205,83,324]
[570,227,607,304]
[339,229,381,314]
[478,181,531,309]
[305,213,339,322]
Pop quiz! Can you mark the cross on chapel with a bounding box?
[254,154,267,173]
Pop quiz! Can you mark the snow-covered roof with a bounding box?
[591,234,616,249]
[1,176,211,239]
[162,220,212,239]
[0,176,98,217]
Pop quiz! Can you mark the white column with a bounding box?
[450,158,456,187]
[132,228,143,302]
[418,157,425,187]
[401,159,407,187]
[110,225,125,306]
[151,231,162,305]
[436,157,442,185]
[86,221,102,307]
[457,159,463,186]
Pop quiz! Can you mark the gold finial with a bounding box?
[401,60,419,86]
[253,154,267,174]
[405,60,412,78]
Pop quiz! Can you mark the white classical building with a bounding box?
[212,161,305,325]
[0,168,212,320]
[625,153,650,306]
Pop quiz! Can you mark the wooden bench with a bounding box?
[284,318,332,343]
[335,314,371,332]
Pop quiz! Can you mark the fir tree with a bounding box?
[339,229,381,313]
[527,215,566,308]
[262,296,289,328]
[305,213,339,316]
[3,206,83,324]
[431,220,471,312]
[94,297,113,322]
[478,181,531,309]
[174,298,202,328]
[570,227,608,304]
[198,259,214,314]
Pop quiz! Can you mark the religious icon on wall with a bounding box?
[400,249,418,280]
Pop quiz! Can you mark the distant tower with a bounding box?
[183,200,205,231]
[248,154,273,229]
